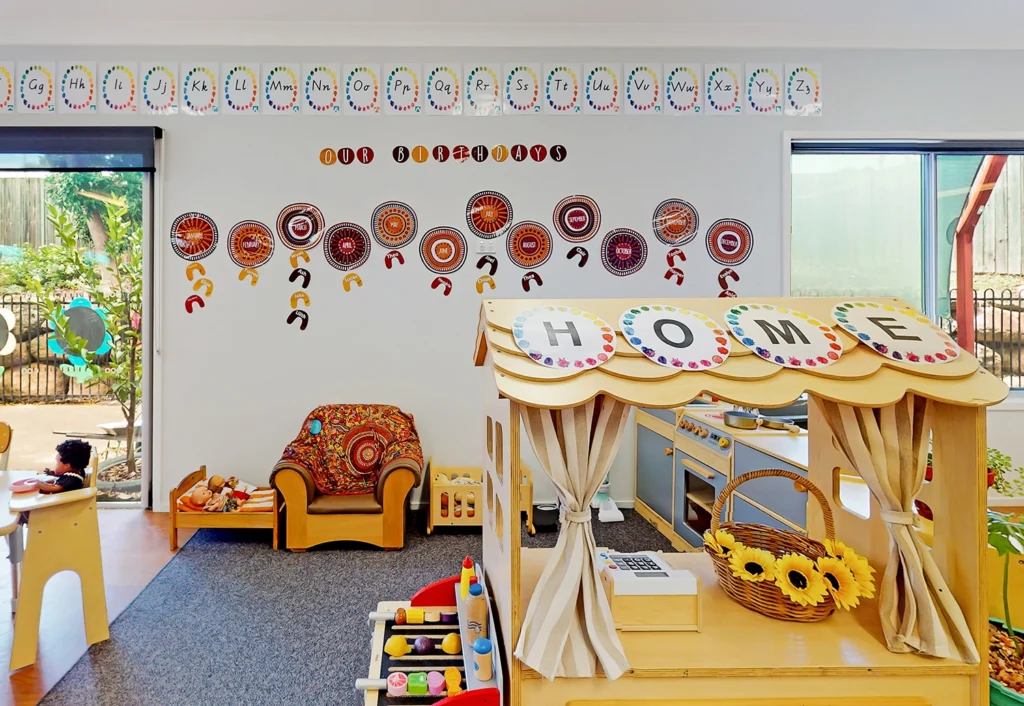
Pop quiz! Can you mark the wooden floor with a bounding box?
[0,510,188,706]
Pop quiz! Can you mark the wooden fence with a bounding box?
[973,156,1024,275]
[0,176,56,248]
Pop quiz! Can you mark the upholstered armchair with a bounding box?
[271,405,424,551]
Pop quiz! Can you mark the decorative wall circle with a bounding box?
[725,303,842,369]
[513,305,616,369]
[466,191,512,239]
[506,222,553,269]
[420,227,467,275]
[619,305,731,369]
[49,297,113,366]
[553,195,601,243]
[371,201,418,249]
[600,228,648,277]
[652,199,699,245]
[170,212,218,261]
[227,221,274,268]
[276,203,325,251]
[706,218,753,266]
[323,223,371,271]
[832,301,959,364]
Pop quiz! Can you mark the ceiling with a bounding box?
[5,0,1024,48]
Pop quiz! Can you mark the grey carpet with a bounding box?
[39,509,673,706]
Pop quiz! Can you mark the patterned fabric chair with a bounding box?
[271,405,425,551]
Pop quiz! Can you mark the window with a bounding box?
[791,141,1024,388]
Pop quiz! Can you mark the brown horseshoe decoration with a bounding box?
[476,254,498,277]
[289,268,311,289]
[567,246,589,268]
[664,267,685,286]
[521,271,543,292]
[184,295,205,314]
[718,267,740,289]
[667,248,686,267]
[287,310,309,330]
[431,276,453,296]
[385,251,405,269]
[719,289,737,298]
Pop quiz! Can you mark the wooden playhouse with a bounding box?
[472,296,1008,706]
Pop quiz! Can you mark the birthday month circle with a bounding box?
[831,302,959,365]
[419,227,467,275]
[725,303,843,369]
[276,203,325,251]
[323,223,371,272]
[466,191,513,240]
[553,195,601,243]
[601,228,648,277]
[371,201,418,249]
[227,220,275,268]
[170,212,218,262]
[652,199,699,246]
[620,305,731,370]
[706,218,753,266]
[513,305,616,370]
[506,222,553,269]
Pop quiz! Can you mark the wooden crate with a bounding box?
[426,457,535,535]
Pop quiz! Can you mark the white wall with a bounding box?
[4,47,1024,510]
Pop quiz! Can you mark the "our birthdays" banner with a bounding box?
[0,62,823,117]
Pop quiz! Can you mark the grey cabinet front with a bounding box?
[636,424,673,523]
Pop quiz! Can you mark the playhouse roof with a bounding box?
[473,297,1009,410]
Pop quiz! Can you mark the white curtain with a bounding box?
[515,396,631,680]
[819,394,979,663]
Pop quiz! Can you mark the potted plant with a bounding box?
[989,510,1024,703]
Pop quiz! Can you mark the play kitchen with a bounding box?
[635,397,810,550]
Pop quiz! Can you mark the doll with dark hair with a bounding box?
[37,439,92,494]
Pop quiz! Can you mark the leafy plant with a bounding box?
[44,172,143,247]
[0,208,101,292]
[31,203,142,480]
[990,510,1024,659]
[990,448,1024,498]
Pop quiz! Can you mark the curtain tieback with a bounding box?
[563,510,592,524]
[880,509,919,526]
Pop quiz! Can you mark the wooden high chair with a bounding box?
[8,455,108,671]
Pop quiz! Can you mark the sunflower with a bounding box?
[842,551,876,600]
[774,553,829,606]
[703,529,740,557]
[824,538,851,558]
[816,556,861,610]
[728,546,776,583]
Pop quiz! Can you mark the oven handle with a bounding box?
[681,458,716,481]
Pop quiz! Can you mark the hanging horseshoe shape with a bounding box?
[475,254,498,277]
[566,246,589,268]
[185,262,206,282]
[289,268,311,289]
[286,310,309,330]
[521,271,543,292]
[192,277,214,297]
[719,289,737,298]
[342,273,363,292]
[184,294,205,314]
[718,267,740,289]
[238,268,258,286]
[431,276,453,296]
[667,248,686,267]
[475,275,496,294]
[385,251,405,269]
[664,267,685,286]
[290,291,310,308]
[289,250,310,269]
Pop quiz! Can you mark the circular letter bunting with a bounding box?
[513,306,616,370]
[601,229,647,276]
[620,305,731,370]
[706,218,753,266]
[725,303,842,369]
[832,301,959,364]
[553,195,601,243]
[371,201,418,249]
[652,199,699,246]
[507,222,553,269]
[170,212,218,261]
[277,203,325,251]
[466,191,512,239]
[420,227,467,275]
[323,223,371,271]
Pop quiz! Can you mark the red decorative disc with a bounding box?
[227,221,275,268]
[170,212,218,261]
[420,227,467,275]
[466,191,513,239]
[276,203,325,251]
[601,228,648,276]
[507,221,553,269]
[323,223,371,271]
[553,195,601,243]
[652,199,699,245]
[371,201,418,249]
[342,427,385,477]
[706,218,753,266]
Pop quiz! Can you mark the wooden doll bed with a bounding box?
[169,465,279,551]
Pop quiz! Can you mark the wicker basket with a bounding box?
[705,468,836,623]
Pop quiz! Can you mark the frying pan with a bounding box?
[723,410,801,434]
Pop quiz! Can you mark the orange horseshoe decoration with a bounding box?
[192,278,214,296]
[185,262,206,282]
[342,273,363,292]
[238,268,258,286]
[289,250,310,268]
[475,275,496,294]
[290,291,310,308]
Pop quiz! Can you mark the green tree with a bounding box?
[32,203,143,480]
[44,172,143,251]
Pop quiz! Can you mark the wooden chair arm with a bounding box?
[273,468,312,510]
[10,487,96,513]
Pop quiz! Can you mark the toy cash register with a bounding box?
[598,551,701,632]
